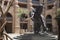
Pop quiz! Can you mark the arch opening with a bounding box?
[6,12,12,21]
[20,13,28,33]
[5,12,13,33]
[46,15,52,32]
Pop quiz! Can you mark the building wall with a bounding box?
[13,0,59,34]
[0,0,59,34]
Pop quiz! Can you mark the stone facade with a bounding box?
[0,0,60,34]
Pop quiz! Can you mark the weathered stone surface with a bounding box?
[14,34,57,40]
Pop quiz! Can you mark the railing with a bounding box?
[32,1,39,5]
[6,17,12,21]
[3,33,13,40]
[0,17,12,22]
[46,19,52,23]
[18,0,27,3]
[47,0,55,4]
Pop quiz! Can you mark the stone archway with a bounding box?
[46,15,52,32]
[20,13,28,33]
[5,12,13,33]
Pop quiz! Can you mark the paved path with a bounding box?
[7,32,58,40]
[18,34,51,40]
[13,33,58,40]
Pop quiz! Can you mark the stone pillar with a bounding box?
[27,0,32,32]
[13,0,20,33]
[57,0,59,8]
[52,19,58,34]
[27,0,32,12]
[12,0,16,33]
[52,0,58,34]
[42,0,47,16]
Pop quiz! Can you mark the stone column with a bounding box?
[52,0,59,34]
[39,0,43,4]
[13,0,20,33]
[52,15,58,34]
[12,0,16,33]
[27,0,32,12]
[57,0,59,8]
[27,0,32,32]
[42,0,47,16]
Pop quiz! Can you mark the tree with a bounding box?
[0,0,14,40]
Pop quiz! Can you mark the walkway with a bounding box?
[10,32,58,40]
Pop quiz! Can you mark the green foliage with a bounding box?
[17,8,29,17]
[57,9,60,15]
[55,9,60,19]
